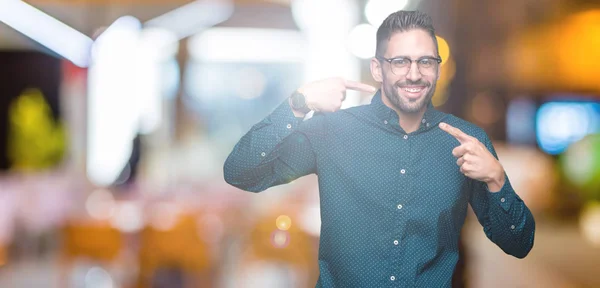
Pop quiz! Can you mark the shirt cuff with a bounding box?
[486,174,521,212]
[267,98,305,141]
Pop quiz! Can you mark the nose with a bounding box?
[405,61,422,82]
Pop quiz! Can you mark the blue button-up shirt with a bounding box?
[224,90,535,287]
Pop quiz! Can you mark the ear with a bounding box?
[370,57,383,83]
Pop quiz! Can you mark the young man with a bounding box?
[224,10,535,288]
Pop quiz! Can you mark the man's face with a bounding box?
[373,29,440,113]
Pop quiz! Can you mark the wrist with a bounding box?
[289,97,308,117]
[486,165,505,193]
[289,90,311,115]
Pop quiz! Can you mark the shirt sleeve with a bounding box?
[468,132,536,259]
[223,99,326,192]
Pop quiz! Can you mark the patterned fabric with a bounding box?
[224,90,535,287]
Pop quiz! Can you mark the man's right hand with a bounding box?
[293,77,377,115]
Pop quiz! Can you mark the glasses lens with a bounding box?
[417,58,438,75]
[391,58,409,75]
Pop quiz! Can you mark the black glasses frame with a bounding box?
[376,56,442,75]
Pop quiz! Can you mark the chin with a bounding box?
[399,104,426,113]
[384,85,434,113]
[395,96,426,112]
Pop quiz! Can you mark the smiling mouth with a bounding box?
[402,87,425,93]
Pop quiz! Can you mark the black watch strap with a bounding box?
[290,91,311,113]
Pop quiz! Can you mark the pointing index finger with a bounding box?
[344,80,377,93]
[439,122,471,144]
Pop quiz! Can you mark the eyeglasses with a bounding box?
[377,56,442,76]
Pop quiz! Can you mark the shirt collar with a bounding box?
[369,89,446,130]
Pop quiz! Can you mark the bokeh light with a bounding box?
[580,202,600,247]
[276,215,292,231]
[365,0,409,28]
[506,9,600,92]
[536,102,600,155]
[561,134,600,199]
[148,202,180,231]
[109,202,143,233]
[432,56,455,107]
[556,10,600,91]
[348,23,377,59]
[270,230,290,249]
[84,266,114,288]
[292,0,358,32]
[85,189,116,220]
[436,36,450,66]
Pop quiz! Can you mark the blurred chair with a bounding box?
[236,207,319,288]
[0,244,6,267]
[136,212,213,288]
[59,220,123,287]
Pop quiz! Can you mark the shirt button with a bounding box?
[500,197,506,203]
[261,152,266,157]
[422,119,426,123]
[393,240,399,245]
[384,120,388,124]
[403,135,408,140]
[426,123,430,127]
[286,124,292,129]
[400,169,406,174]
[390,276,396,281]
[397,204,403,210]
[510,225,515,230]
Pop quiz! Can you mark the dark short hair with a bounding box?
[375,10,439,58]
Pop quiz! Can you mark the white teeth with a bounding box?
[403,87,423,93]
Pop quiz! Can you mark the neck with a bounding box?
[381,92,427,134]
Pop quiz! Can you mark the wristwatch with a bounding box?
[289,90,311,113]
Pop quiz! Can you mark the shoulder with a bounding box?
[329,103,373,122]
[296,111,328,137]
[298,104,372,135]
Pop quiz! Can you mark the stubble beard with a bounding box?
[383,78,437,114]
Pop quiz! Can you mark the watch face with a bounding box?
[292,92,306,109]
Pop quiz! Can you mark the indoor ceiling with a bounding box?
[0,0,455,50]
[0,0,297,50]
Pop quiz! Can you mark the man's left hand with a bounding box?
[439,122,505,192]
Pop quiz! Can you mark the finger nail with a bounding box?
[440,123,446,128]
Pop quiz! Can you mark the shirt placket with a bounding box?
[389,120,413,285]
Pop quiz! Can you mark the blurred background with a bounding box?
[0,0,599,287]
